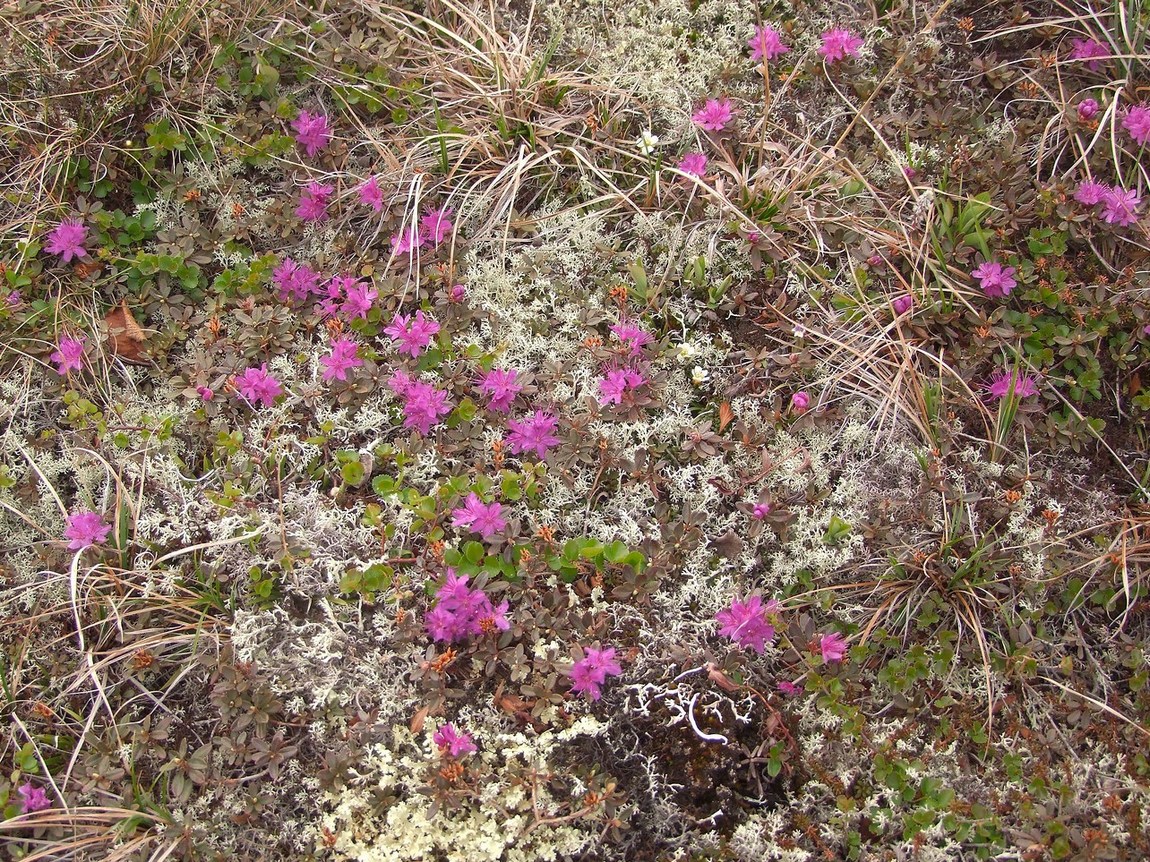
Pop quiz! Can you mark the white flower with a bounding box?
[674,341,699,363]
[690,365,709,385]
[636,130,660,155]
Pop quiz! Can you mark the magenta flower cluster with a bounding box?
[296,181,334,222]
[434,723,477,757]
[391,207,455,255]
[477,367,523,413]
[987,369,1039,400]
[385,310,440,358]
[64,510,112,551]
[567,645,622,700]
[45,219,89,263]
[1122,104,1150,147]
[747,24,788,62]
[319,275,378,320]
[715,594,778,653]
[1069,37,1108,71]
[971,261,1017,298]
[50,335,86,375]
[1075,181,1142,227]
[425,570,510,643]
[506,411,561,460]
[819,28,863,63]
[388,370,452,435]
[292,110,332,158]
[451,492,507,539]
[235,364,284,407]
[273,258,323,302]
[320,337,363,382]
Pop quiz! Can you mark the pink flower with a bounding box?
[1076,98,1099,121]
[987,369,1039,400]
[425,569,510,642]
[748,24,789,62]
[752,503,771,520]
[50,335,86,375]
[716,595,778,653]
[449,284,467,303]
[597,367,646,405]
[777,680,803,697]
[567,645,622,701]
[971,261,1017,298]
[358,176,383,211]
[506,411,561,460]
[196,385,214,401]
[1123,104,1150,146]
[819,632,848,663]
[16,782,51,813]
[892,294,913,315]
[64,510,111,551]
[384,310,440,358]
[819,29,863,63]
[434,723,477,757]
[692,98,734,132]
[1100,186,1142,226]
[391,225,427,256]
[341,278,378,320]
[273,258,322,302]
[397,380,450,435]
[5,290,21,309]
[791,390,810,412]
[677,152,708,178]
[1075,180,1110,206]
[609,320,655,356]
[420,206,454,245]
[320,337,363,382]
[45,219,89,263]
[1070,37,1108,71]
[292,110,332,158]
[477,367,523,413]
[451,492,507,539]
[234,364,284,407]
[295,181,334,222]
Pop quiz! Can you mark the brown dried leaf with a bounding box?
[718,401,734,432]
[105,299,147,363]
[409,705,429,734]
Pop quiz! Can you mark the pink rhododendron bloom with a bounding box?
[5,290,21,309]
[434,724,477,757]
[1070,37,1108,71]
[819,28,863,63]
[45,219,88,263]
[752,503,771,520]
[567,646,622,701]
[343,278,378,320]
[597,367,645,405]
[819,632,848,663]
[273,258,322,302]
[610,320,655,356]
[295,181,334,222]
[196,385,214,401]
[425,570,509,642]
[449,284,467,303]
[451,492,507,539]
[971,261,1017,298]
[777,680,803,696]
[320,337,363,382]
[716,595,778,653]
[292,110,332,158]
[397,380,450,435]
[420,206,454,245]
[234,364,284,407]
[477,367,523,413]
[692,98,734,132]
[748,24,789,62]
[64,510,111,551]
[358,175,383,211]
[17,783,51,813]
[506,411,561,460]
[987,369,1039,400]
[677,151,708,178]
[1077,98,1099,120]
[384,310,440,358]
[1123,104,1150,146]
[1100,186,1142,226]
[892,294,913,315]
[50,335,86,375]
[391,225,427,256]
[1074,180,1110,206]
[791,390,810,412]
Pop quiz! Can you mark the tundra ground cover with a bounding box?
[1,0,1150,859]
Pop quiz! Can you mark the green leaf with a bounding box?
[372,474,399,496]
[463,541,485,564]
[341,461,365,486]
